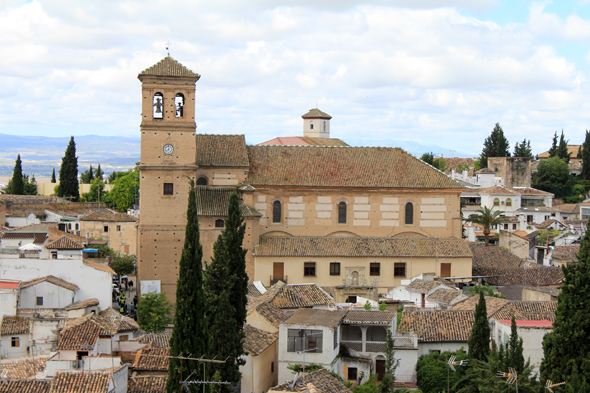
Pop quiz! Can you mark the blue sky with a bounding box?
[2,0,590,157]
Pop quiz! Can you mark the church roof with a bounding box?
[302,108,332,119]
[195,187,262,217]
[138,56,200,79]
[258,136,349,147]
[196,134,249,167]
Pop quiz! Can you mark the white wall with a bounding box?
[418,342,468,357]
[0,289,17,320]
[493,321,551,375]
[19,282,75,309]
[0,333,30,359]
[0,257,112,309]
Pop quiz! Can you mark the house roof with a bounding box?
[79,211,137,223]
[511,187,553,196]
[248,302,289,328]
[50,370,112,393]
[1,315,30,335]
[0,379,50,393]
[0,232,47,244]
[133,345,169,371]
[553,245,580,262]
[4,223,52,233]
[243,324,277,356]
[426,288,466,305]
[398,310,474,342]
[99,308,140,332]
[20,275,79,292]
[196,134,250,167]
[0,279,20,289]
[195,187,261,217]
[247,145,464,189]
[258,136,349,147]
[128,375,167,393]
[523,286,560,297]
[535,219,564,229]
[342,310,396,325]
[537,145,581,159]
[270,369,352,393]
[64,298,100,311]
[45,236,84,250]
[255,236,473,258]
[450,296,511,317]
[64,312,137,337]
[286,284,335,307]
[553,203,580,214]
[249,281,336,310]
[283,308,347,329]
[82,258,116,274]
[475,186,518,195]
[496,319,553,328]
[0,357,48,379]
[517,206,556,213]
[138,56,200,79]
[450,296,557,321]
[443,158,475,174]
[468,243,524,268]
[47,227,87,245]
[58,320,101,350]
[134,333,171,349]
[247,282,265,297]
[406,279,449,293]
[302,108,332,119]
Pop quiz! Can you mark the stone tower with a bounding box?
[302,108,331,138]
[137,56,200,302]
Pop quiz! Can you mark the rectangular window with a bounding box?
[330,262,341,276]
[11,337,19,347]
[104,226,109,233]
[512,224,517,230]
[441,263,451,278]
[394,263,406,277]
[271,362,274,373]
[348,367,358,381]
[370,262,380,276]
[287,329,323,353]
[36,297,43,306]
[119,335,129,342]
[116,225,121,231]
[304,262,316,277]
[163,183,174,195]
[504,224,508,230]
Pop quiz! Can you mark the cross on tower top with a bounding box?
[166,41,171,56]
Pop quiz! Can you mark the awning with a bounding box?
[83,248,99,253]
[18,243,43,251]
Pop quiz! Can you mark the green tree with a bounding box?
[204,192,248,390]
[81,178,108,203]
[167,179,208,392]
[380,328,397,393]
[416,349,468,393]
[80,164,94,184]
[420,152,435,166]
[106,168,139,211]
[111,253,136,276]
[433,157,447,172]
[95,164,104,181]
[465,206,509,246]
[59,136,79,200]
[557,130,571,161]
[582,130,590,181]
[468,283,505,298]
[479,123,510,168]
[577,146,583,159]
[51,168,56,183]
[9,154,24,195]
[23,175,37,195]
[379,301,387,311]
[541,220,590,390]
[505,316,525,375]
[548,132,558,158]
[468,292,490,362]
[364,300,372,311]
[532,156,572,198]
[513,138,533,158]
[137,292,172,333]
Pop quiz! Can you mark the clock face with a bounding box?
[163,144,174,155]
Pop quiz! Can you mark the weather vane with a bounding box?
[166,41,171,56]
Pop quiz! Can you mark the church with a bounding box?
[136,56,472,303]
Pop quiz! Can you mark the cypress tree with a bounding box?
[59,136,79,200]
[557,130,571,161]
[51,168,56,183]
[10,154,24,195]
[582,130,590,181]
[468,292,490,362]
[204,192,248,390]
[548,132,558,158]
[506,315,525,374]
[95,164,104,181]
[479,123,510,168]
[541,219,590,390]
[167,179,208,393]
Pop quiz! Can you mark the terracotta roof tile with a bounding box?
[450,296,511,317]
[1,315,30,335]
[553,203,580,214]
[0,379,50,393]
[287,284,336,307]
[80,211,137,222]
[195,187,261,217]
[270,289,314,309]
[0,232,47,244]
[45,236,84,250]
[247,283,264,297]
[134,333,171,348]
[255,237,472,258]
[249,302,289,328]
[196,134,249,167]
[474,186,518,195]
[244,324,277,356]
[138,56,200,79]
[247,145,463,189]
[47,227,87,244]
[553,245,580,262]
[20,275,79,292]
[300,137,348,146]
[469,243,524,268]
[426,288,467,305]
[49,370,112,393]
[283,309,347,329]
[511,187,553,196]
[449,297,557,322]
[128,374,167,393]
[270,368,352,393]
[406,279,448,293]
[82,258,116,274]
[473,266,563,286]
[58,320,101,350]
[0,357,48,379]
[301,108,332,119]
[342,310,396,325]
[398,310,474,342]
[133,345,169,371]
[100,307,140,332]
[64,298,99,310]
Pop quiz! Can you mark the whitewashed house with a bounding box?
[18,276,78,309]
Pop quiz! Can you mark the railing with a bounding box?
[270,275,288,284]
[366,342,387,352]
[395,373,417,383]
[341,341,362,352]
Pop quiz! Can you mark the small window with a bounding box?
[164,183,174,195]
[271,362,274,373]
[330,262,341,276]
[310,123,314,129]
[348,367,358,381]
[215,219,225,228]
[324,121,326,131]
[304,262,316,277]
[338,202,347,224]
[273,201,281,223]
[370,262,380,276]
[513,224,517,230]
[51,251,58,259]
[196,177,207,186]
[405,203,414,225]
[104,226,109,233]
[36,297,43,306]
[506,198,512,207]
[175,93,184,117]
[11,337,19,347]
[394,263,406,277]
[493,198,500,207]
[119,335,129,342]
[116,225,121,231]
[153,93,163,119]
[504,224,508,230]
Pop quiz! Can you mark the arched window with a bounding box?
[405,202,413,225]
[215,219,224,228]
[506,198,512,207]
[338,202,347,224]
[153,93,163,119]
[310,122,314,129]
[175,93,184,117]
[273,201,282,223]
[493,198,500,207]
[196,177,207,186]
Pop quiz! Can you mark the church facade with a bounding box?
[137,57,471,303]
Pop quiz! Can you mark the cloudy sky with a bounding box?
[1,0,590,157]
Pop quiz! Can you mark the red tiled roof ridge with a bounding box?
[20,275,79,292]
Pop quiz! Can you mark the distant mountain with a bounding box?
[0,134,140,178]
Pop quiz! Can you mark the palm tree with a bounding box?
[465,206,509,246]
